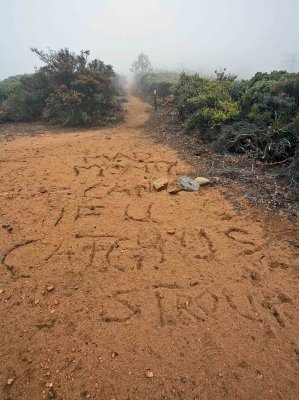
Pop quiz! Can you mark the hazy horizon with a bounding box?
[1,0,298,80]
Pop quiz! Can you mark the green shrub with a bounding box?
[0,75,25,101]
[272,77,299,105]
[0,48,121,126]
[173,72,240,131]
[2,90,41,121]
[172,70,298,179]
[172,73,206,118]
[135,70,179,98]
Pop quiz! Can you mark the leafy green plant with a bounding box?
[0,75,25,101]
[0,48,121,126]
[172,70,299,181]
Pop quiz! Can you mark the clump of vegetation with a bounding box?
[131,54,179,98]
[0,75,25,101]
[0,48,123,126]
[172,69,299,184]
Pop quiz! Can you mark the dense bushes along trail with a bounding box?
[0,92,298,400]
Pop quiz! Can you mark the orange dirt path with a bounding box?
[0,93,298,400]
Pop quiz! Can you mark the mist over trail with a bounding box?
[1,0,298,80]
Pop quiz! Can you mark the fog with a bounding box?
[1,0,298,80]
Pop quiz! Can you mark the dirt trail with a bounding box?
[0,92,298,400]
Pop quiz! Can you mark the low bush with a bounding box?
[130,55,179,98]
[135,71,179,98]
[172,69,299,184]
[0,48,122,126]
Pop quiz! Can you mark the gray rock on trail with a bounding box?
[178,176,200,191]
[194,177,211,186]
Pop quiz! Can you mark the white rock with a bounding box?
[194,177,211,186]
[145,369,154,378]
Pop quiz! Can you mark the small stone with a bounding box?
[167,179,182,194]
[180,376,188,383]
[190,280,199,287]
[145,369,154,378]
[111,351,118,358]
[0,289,4,294]
[54,299,60,305]
[34,299,40,305]
[194,177,211,186]
[48,389,56,399]
[167,229,175,235]
[251,271,260,281]
[47,285,54,292]
[7,378,14,385]
[39,187,47,194]
[153,178,168,191]
[294,348,299,355]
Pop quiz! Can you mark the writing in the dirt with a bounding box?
[99,287,288,330]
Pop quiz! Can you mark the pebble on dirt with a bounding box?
[167,180,182,194]
[7,378,14,385]
[167,229,176,235]
[48,389,56,399]
[145,369,154,378]
[251,271,261,281]
[46,285,55,292]
[153,178,168,191]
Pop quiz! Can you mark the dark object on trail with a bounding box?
[2,223,13,232]
[288,240,299,248]
[154,89,157,110]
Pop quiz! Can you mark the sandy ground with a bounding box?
[0,93,298,400]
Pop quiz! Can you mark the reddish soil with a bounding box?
[0,93,298,400]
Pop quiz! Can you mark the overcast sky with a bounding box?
[1,0,298,80]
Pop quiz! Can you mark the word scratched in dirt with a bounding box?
[98,286,292,330]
